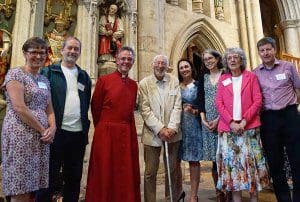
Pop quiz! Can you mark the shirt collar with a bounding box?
[258,59,280,70]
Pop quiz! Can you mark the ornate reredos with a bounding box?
[44,0,78,35]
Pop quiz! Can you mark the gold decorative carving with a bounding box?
[0,0,15,19]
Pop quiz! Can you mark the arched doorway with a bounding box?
[259,0,282,55]
[169,18,225,77]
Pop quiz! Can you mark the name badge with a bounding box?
[169,90,176,96]
[222,78,232,86]
[38,82,48,89]
[78,82,85,91]
[276,73,286,80]
[187,82,195,89]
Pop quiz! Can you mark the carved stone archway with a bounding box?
[169,18,226,72]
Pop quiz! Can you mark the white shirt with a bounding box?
[232,75,242,121]
[61,65,82,132]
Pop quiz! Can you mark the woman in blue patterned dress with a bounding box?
[199,49,228,201]
[1,37,56,202]
[178,59,203,202]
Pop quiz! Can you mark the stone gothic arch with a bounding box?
[260,0,300,56]
[169,18,226,68]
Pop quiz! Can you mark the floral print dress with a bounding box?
[1,68,50,196]
[216,128,269,193]
[202,74,218,161]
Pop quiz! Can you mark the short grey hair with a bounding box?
[62,36,81,50]
[222,48,247,72]
[152,54,169,66]
[118,46,135,62]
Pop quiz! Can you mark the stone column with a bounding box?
[126,0,138,81]
[281,20,300,57]
[192,0,203,13]
[245,0,258,67]
[10,0,46,68]
[75,1,98,80]
[250,0,264,44]
[138,0,165,79]
[236,0,250,64]
[250,0,264,66]
[296,19,300,48]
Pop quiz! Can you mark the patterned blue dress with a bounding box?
[202,74,218,161]
[180,81,203,161]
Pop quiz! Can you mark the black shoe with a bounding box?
[178,191,186,201]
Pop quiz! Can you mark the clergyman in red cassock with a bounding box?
[85,47,141,202]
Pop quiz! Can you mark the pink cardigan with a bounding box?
[215,70,262,132]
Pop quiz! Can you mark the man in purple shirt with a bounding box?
[253,37,300,202]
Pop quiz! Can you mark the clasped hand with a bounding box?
[183,103,197,115]
[230,119,246,135]
[40,126,56,144]
[202,119,218,132]
[159,127,176,142]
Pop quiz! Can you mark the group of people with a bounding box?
[138,36,300,202]
[0,35,299,202]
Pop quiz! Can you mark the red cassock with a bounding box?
[85,71,141,202]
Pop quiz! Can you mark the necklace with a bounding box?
[209,71,221,85]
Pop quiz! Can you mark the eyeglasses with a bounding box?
[118,57,133,62]
[26,51,47,57]
[227,54,240,61]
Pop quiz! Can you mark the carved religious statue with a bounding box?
[214,0,224,20]
[45,13,68,65]
[0,29,11,86]
[98,4,124,63]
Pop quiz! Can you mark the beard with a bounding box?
[154,69,167,78]
[64,55,78,63]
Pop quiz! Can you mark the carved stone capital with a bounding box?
[280,20,297,29]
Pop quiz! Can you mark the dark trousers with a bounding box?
[36,129,86,202]
[260,105,300,202]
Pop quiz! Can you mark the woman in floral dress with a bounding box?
[199,49,229,201]
[177,59,203,202]
[215,48,269,201]
[1,37,56,202]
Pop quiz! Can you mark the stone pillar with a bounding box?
[250,0,264,66]
[250,0,264,44]
[281,20,300,57]
[296,19,300,48]
[236,0,250,64]
[138,0,165,79]
[126,0,138,81]
[192,0,203,13]
[10,0,46,68]
[245,0,258,67]
[75,1,98,80]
